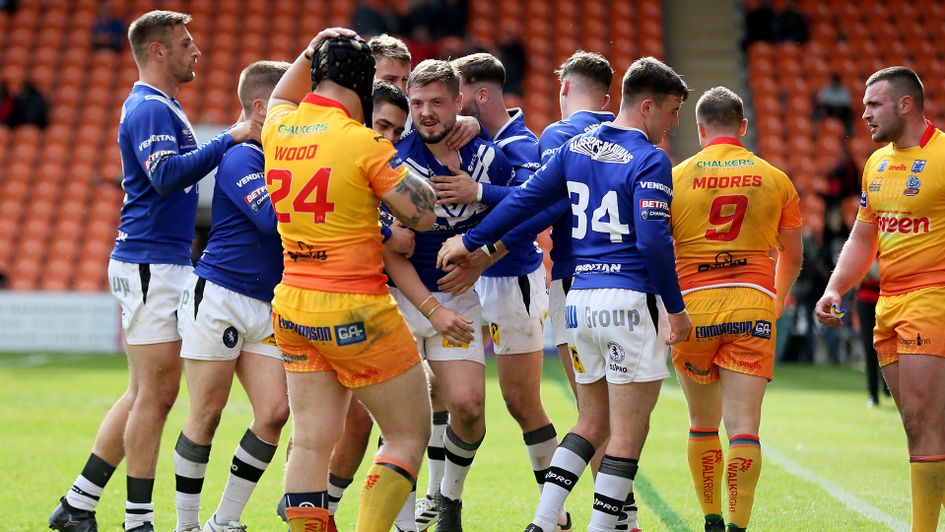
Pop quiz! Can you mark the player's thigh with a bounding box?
[286,371,350,445]
[109,259,191,345]
[420,290,486,366]
[676,370,722,428]
[606,379,662,456]
[126,340,182,394]
[183,357,237,410]
[718,368,768,436]
[236,351,288,421]
[479,266,549,355]
[897,355,945,424]
[426,358,486,410]
[353,362,432,446]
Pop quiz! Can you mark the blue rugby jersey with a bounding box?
[463,123,684,313]
[482,108,543,278]
[194,141,283,302]
[112,82,234,265]
[391,131,514,291]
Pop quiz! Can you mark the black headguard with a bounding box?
[311,36,376,126]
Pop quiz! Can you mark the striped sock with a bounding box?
[125,476,155,530]
[356,457,416,531]
[214,428,277,522]
[524,424,559,490]
[65,453,116,511]
[284,492,329,532]
[440,425,484,501]
[173,433,210,530]
[688,426,724,521]
[327,473,353,515]
[425,411,449,499]
[910,454,945,532]
[588,455,638,532]
[726,434,762,529]
[531,432,595,531]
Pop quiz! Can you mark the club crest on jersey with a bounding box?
[222,327,239,348]
[912,159,927,173]
[904,175,921,196]
[608,342,626,364]
[877,160,889,172]
[859,190,868,208]
[868,178,882,192]
[569,137,633,164]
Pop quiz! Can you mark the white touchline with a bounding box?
[0,353,93,369]
[661,387,907,531]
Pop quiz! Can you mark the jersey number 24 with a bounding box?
[266,168,335,224]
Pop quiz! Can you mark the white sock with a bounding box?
[440,425,483,501]
[531,432,594,531]
[173,433,210,529]
[588,456,637,532]
[425,410,449,499]
[214,429,277,522]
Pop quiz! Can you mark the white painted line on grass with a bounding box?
[0,353,92,368]
[661,387,907,531]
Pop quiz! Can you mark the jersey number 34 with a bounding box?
[568,182,630,243]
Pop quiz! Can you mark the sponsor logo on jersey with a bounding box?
[640,181,673,196]
[236,173,264,188]
[277,316,332,342]
[640,198,671,221]
[569,346,586,373]
[899,333,930,347]
[876,215,930,234]
[243,185,269,213]
[695,321,754,339]
[335,321,367,346]
[143,150,177,174]
[489,323,501,345]
[442,338,470,349]
[692,175,762,189]
[912,159,927,173]
[685,362,713,377]
[575,263,622,274]
[274,144,318,161]
[277,124,328,135]
[585,307,641,331]
[868,179,882,192]
[696,159,755,168]
[888,163,907,171]
[137,134,176,151]
[904,175,921,196]
[752,320,772,339]
[263,335,278,347]
[697,251,748,272]
[860,190,868,208]
[281,352,308,362]
[877,160,889,172]
[222,326,239,348]
[569,137,633,164]
[540,147,558,160]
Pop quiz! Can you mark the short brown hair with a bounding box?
[621,56,689,106]
[369,34,411,64]
[407,59,460,97]
[238,60,290,116]
[451,53,505,86]
[866,66,924,112]
[696,86,744,129]
[128,10,192,65]
[556,51,613,90]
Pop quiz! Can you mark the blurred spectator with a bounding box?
[856,259,888,408]
[498,26,526,96]
[820,205,852,363]
[91,3,125,51]
[773,0,809,44]
[0,81,12,124]
[406,26,438,66]
[351,0,388,38]
[743,0,775,49]
[821,141,860,208]
[0,270,8,289]
[378,3,402,36]
[0,0,15,14]
[816,73,854,135]
[436,0,468,39]
[784,227,830,363]
[7,80,48,129]
[401,0,435,37]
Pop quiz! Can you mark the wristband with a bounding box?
[479,243,498,256]
[476,182,484,202]
[423,303,442,319]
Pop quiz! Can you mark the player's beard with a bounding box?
[872,114,905,143]
[417,116,456,145]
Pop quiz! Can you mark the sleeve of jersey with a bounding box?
[361,136,407,197]
[218,146,278,236]
[463,149,568,251]
[778,177,803,230]
[539,126,569,164]
[633,152,685,314]
[131,102,233,196]
[498,196,568,249]
[478,149,517,206]
[855,159,878,224]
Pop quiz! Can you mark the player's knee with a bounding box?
[573,417,609,448]
[902,404,941,442]
[449,394,485,428]
[256,399,290,435]
[501,388,538,426]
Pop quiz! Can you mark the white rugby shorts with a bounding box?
[477,264,549,355]
[108,259,192,345]
[548,276,573,347]
[390,287,485,365]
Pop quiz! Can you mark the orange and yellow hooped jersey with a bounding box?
[856,122,945,296]
[671,138,801,296]
[262,94,407,295]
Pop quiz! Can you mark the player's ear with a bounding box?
[253,98,267,119]
[148,40,165,61]
[455,91,463,112]
[601,93,611,110]
[561,79,570,97]
[738,117,748,137]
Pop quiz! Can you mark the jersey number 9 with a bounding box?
[704,194,748,241]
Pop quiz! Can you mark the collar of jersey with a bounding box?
[705,136,744,148]
[494,107,525,140]
[920,119,935,148]
[133,81,173,100]
[303,93,351,117]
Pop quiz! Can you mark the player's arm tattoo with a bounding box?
[389,173,436,228]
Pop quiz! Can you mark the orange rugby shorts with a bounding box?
[874,286,945,366]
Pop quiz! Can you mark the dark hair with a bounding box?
[238,60,290,116]
[372,80,408,113]
[556,51,614,90]
[621,56,689,106]
[408,59,461,97]
[866,66,924,112]
[451,53,506,86]
[696,86,744,129]
[127,10,192,65]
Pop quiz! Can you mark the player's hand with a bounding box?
[228,119,262,144]
[436,234,473,269]
[429,305,475,346]
[304,27,359,60]
[814,291,845,327]
[437,262,484,295]
[445,115,480,151]
[432,165,478,205]
[665,310,692,345]
[384,222,415,258]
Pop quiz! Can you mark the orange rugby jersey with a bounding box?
[261,94,407,295]
[856,122,945,295]
[671,138,802,296]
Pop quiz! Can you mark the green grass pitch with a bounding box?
[0,352,911,531]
